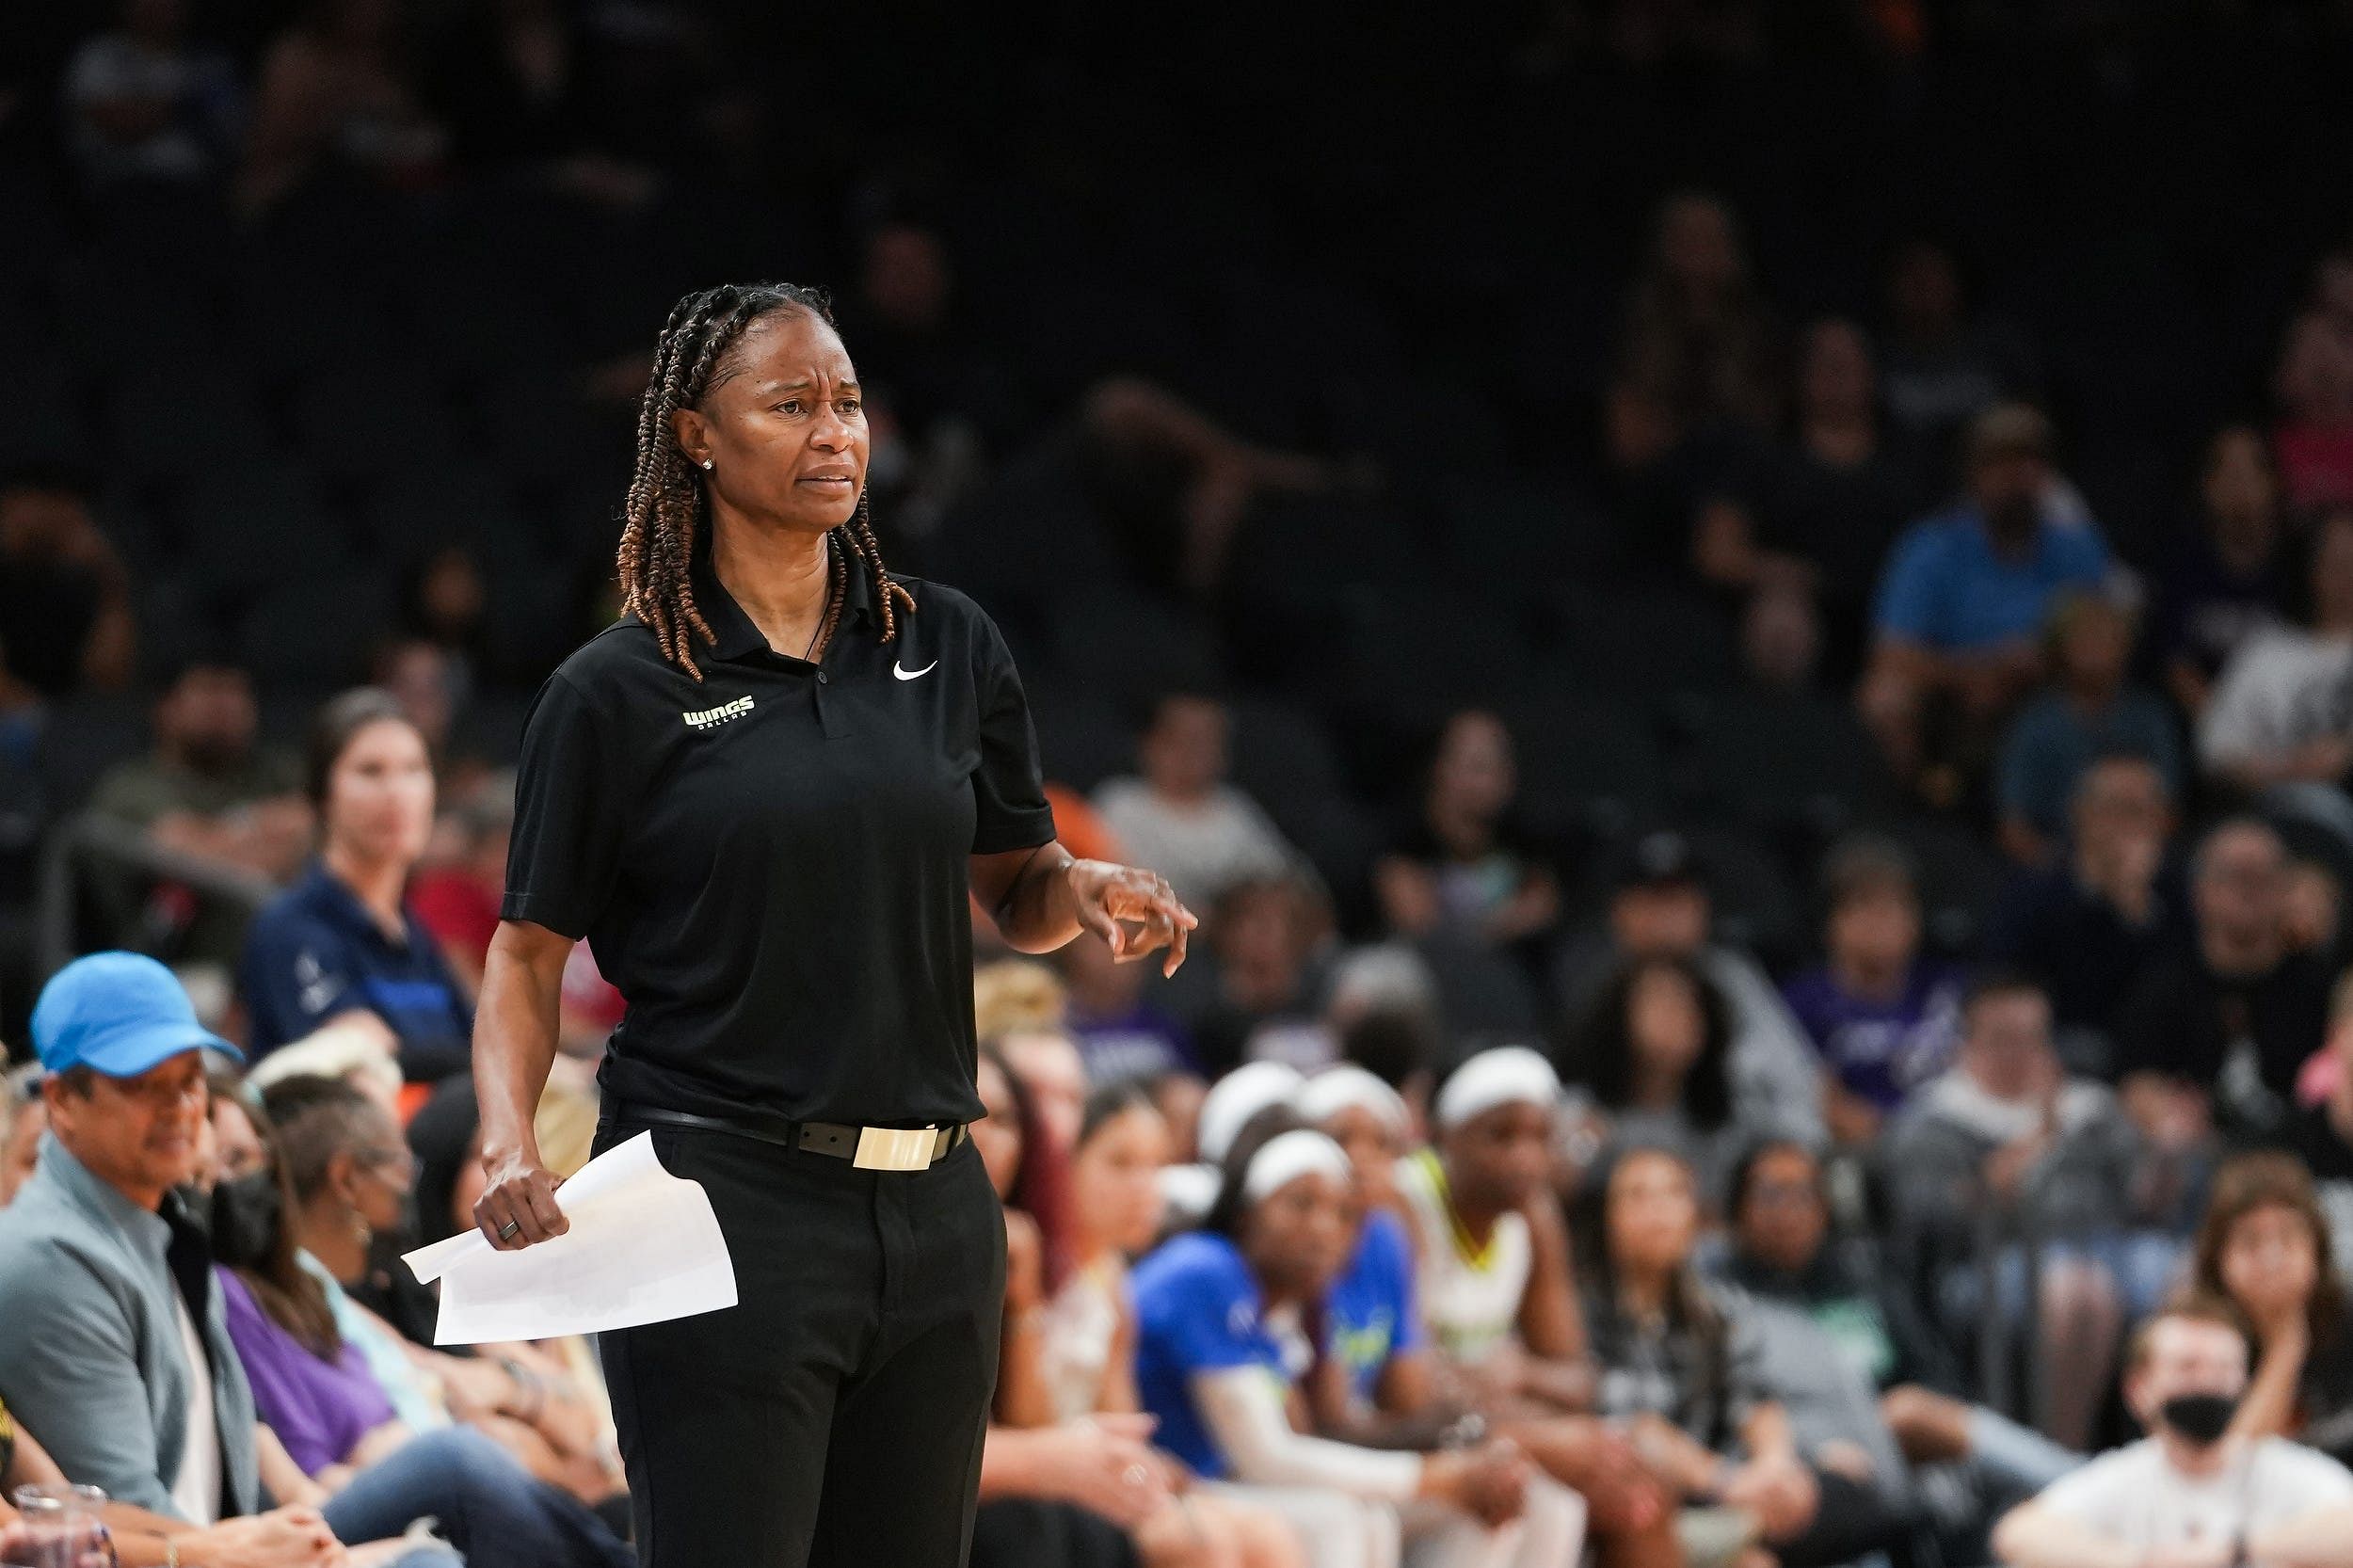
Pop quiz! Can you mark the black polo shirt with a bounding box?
[501,538,1057,1127]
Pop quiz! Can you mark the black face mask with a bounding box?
[209,1171,281,1270]
[2159,1391,2241,1447]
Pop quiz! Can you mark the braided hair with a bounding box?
[616,281,916,680]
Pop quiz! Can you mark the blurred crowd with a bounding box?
[12,0,2353,1565]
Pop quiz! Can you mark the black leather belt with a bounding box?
[615,1102,969,1171]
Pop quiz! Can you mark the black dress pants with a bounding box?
[595,1113,1007,1568]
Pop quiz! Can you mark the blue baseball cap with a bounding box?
[32,952,241,1079]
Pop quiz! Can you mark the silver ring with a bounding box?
[1122,1464,1149,1489]
[498,1220,521,1240]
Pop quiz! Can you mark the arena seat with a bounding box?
[1022,680,1136,795]
[103,365,276,486]
[34,694,151,811]
[1498,682,1673,842]
[1545,584,1740,697]
[233,570,395,688]
[1677,686,1900,838]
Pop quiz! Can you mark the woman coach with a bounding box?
[471,281,1197,1568]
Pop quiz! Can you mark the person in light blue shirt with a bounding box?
[1860,403,2112,788]
[1873,495,2110,656]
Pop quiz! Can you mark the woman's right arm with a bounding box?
[472,919,577,1249]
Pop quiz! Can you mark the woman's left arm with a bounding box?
[971,843,1197,976]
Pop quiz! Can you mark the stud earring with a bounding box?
[700,458,714,471]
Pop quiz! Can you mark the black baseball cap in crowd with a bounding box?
[1615,830,1705,893]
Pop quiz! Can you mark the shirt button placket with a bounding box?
[813,666,845,738]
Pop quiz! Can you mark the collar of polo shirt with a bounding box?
[691,533,878,664]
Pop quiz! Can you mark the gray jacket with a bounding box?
[1881,1072,2143,1273]
[0,1138,261,1519]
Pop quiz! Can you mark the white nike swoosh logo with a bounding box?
[893,659,936,680]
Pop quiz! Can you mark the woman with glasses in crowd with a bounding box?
[256,1074,622,1509]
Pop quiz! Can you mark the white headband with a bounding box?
[1297,1065,1410,1138]
[1242,1129,1353,1205]
[1434,1047,1561,1132]
[1158,1162,1222,1226]
[1197,1062,1305,1164]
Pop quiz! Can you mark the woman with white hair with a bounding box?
[1132,1112,1581,1568]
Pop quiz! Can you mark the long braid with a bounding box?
[616,289,721,657]
[848,489,918,644]
[616,280,916,680]
[812,529,850,658]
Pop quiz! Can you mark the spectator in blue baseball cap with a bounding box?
[0,954,497,1568]
[29,948,240,1203]
[0,951,265,1527]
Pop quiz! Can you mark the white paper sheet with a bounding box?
[401,1131,737,1345]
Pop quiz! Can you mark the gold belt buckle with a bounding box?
[853,1125,938,1172]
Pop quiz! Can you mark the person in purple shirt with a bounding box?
[1859,403,2111,792]
[1782,835,1962,1147]
[205,1082,635,1568]
[216,1266,392,1479]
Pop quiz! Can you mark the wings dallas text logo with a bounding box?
[681,696,755,730]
